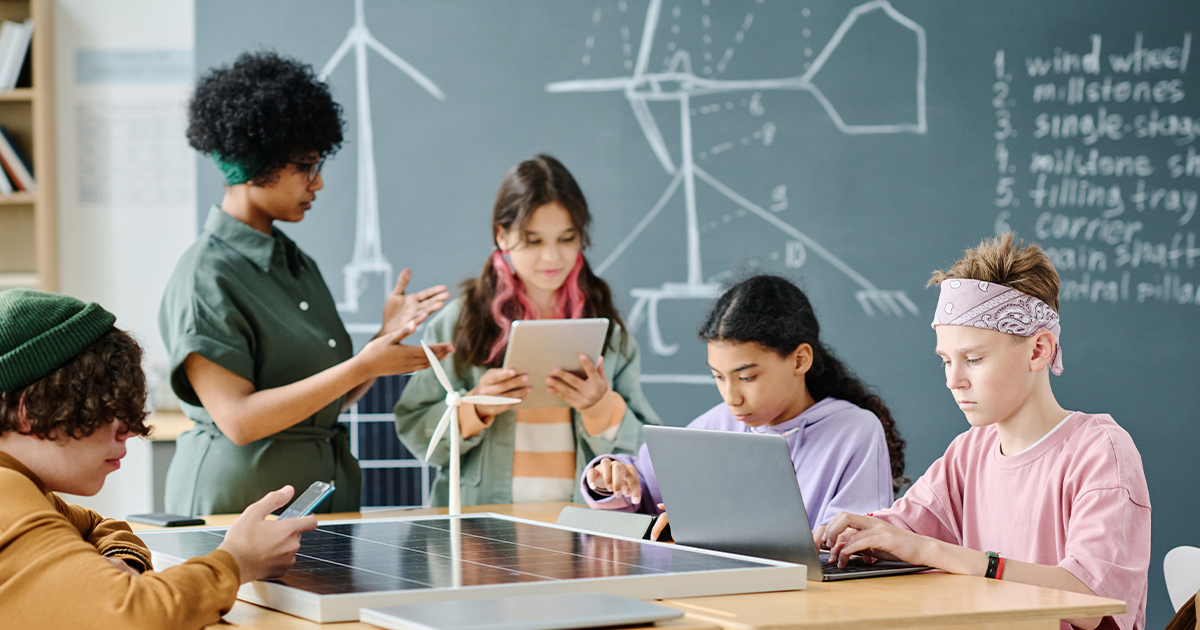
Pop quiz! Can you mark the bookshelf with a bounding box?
[0,0,53,292]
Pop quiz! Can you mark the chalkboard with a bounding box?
[196,2,1197,625]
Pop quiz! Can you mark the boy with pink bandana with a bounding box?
[818,235,1150,630]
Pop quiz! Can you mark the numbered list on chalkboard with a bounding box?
[992,32,1198,306]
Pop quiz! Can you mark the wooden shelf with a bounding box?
[145,411,194,442]
[0,0,54,292]
[0,272,38,289]
[0,87,35,101]
[0,192,35,205]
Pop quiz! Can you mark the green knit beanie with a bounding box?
[0,289,116,394]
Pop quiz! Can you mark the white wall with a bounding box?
[54,0,195,517]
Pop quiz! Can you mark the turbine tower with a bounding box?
[321,0,447,314]
[548,0,926,357]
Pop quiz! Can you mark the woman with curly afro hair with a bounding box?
[159,51,452,516]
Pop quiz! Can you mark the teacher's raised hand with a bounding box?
[379,268,450,337]
[360,325,453,376]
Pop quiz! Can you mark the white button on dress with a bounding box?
[328,339,337,348]
[300,301,309,311]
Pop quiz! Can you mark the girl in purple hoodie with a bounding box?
[581,274,905,529]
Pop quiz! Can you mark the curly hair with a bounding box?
[187,50,344,186]
[929,233,1060,311]
[699,275,908,493]
[0,328,150,440]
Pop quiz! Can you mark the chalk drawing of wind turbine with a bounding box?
[320,0,446,314]
[548,0,925,360]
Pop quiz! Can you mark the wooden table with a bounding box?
[660,574,1123,630]
[144,503,1123,629]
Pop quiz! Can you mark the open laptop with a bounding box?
[642,425,927,581]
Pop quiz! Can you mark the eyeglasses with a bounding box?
[290,157,326,183]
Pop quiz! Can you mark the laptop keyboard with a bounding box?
[821,560,879,574]
[819,553,886,574]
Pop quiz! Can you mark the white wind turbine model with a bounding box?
[320,0,447,316]
[420,342,520,516]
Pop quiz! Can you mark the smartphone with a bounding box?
[279,480,335,519]
[127,512,206,527]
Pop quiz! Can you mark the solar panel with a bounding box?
[137,514,807,623]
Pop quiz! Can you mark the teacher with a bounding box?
[160,51,451,516]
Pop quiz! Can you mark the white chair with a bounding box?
[1164,545,1200,612]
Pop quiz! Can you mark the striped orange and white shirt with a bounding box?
[511,393,625,503]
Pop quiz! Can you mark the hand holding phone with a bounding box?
[218,486,320,583]
[279,480,335,519]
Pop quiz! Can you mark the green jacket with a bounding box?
[394,299,660,507]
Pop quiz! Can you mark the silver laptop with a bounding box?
[642,425,927,581]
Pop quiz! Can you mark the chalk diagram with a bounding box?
[321,0,446,316]
[547,0,927,374]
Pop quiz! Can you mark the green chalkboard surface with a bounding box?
[197,2,1196,625]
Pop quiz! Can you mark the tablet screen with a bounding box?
[500,318,609,410]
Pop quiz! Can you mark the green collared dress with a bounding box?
[159,206,360,516]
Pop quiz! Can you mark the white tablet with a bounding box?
[360,592,683,630]
[501,318,610,410]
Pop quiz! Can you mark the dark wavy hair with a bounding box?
[0,328,151,440]
[454,155,628,374]
[699,275,908,492]
[187,50,344,186]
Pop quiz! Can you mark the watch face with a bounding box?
[985,552,1001,578]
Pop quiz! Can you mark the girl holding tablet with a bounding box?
[582,275,906,528]
[394,155,661,506]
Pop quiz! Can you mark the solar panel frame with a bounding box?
[138,513,807,623]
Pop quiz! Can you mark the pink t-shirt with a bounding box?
[873,412,1151,630]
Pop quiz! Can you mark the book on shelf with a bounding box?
[0,22,21,88]
[0,126,35,193]
[0,163,12,195]
[0,19,33,91]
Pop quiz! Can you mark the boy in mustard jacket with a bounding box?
[0,288,317,629]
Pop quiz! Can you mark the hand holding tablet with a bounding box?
[500,318,610,410]
[466,368,531,419]
[546,353,610,410]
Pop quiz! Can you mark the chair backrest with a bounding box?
[1164,545,1200,612]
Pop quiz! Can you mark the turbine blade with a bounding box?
[461,395,522,406]
[319,34,355,81]
[545,77,634,93]
[629,97,677,173]
[425,408,453,461]
[365,34,447,101]
[633,0,662,79]
[421,341,454,393]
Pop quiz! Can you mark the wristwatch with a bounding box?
[985,551,1004,579]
